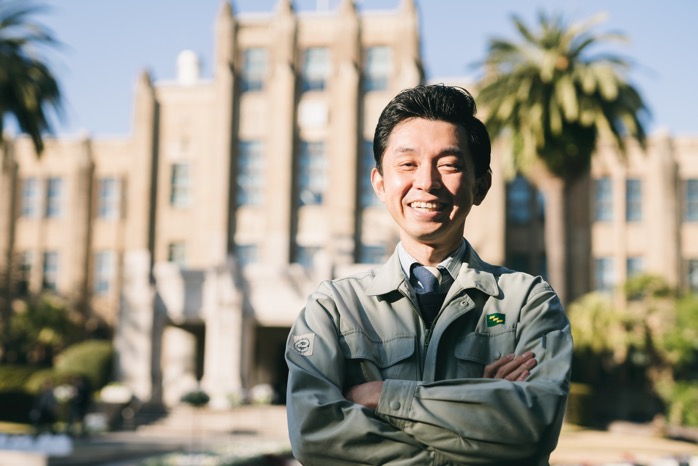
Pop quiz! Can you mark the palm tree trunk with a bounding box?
[0,141,15,357]
[539,176,568,304]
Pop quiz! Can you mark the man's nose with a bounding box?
[414,164,442,191]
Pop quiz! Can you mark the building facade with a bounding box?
[1,0,697,407]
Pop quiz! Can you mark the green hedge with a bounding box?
[54,339,114,390]
[565,383,596,427]
[0,365,40,391]
[0,390,36,423]
[666,381,698,427]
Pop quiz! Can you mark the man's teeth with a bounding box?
[411,201,440,210]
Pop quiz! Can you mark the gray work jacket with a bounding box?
[286,242,573,465]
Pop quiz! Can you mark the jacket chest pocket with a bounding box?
[453,330,516,378]
[339,332,415,387]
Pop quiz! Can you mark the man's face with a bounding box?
[371,117,490,254]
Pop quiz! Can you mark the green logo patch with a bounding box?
[486,313,506,327]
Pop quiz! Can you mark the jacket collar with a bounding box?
[366,240,500,298]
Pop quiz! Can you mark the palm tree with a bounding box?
[0,0,63,155]
[0,0,62,359]
[476,12,648,303]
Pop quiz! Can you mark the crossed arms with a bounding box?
[285,283,573,466]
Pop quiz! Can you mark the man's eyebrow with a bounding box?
[393,145,416,154]
[439,147,465,157]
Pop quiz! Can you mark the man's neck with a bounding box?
[401,238,462,266]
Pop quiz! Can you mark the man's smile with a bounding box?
[409,200,447,212]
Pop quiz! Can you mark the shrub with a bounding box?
[181,389,209,408]
[565,383,596,427]
[665,381,698,427]
[0,390,36,423]
[3,295,85,365]
[54,339,114,390]
[0,364,40,391]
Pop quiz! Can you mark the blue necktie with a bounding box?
[412,265,448,327]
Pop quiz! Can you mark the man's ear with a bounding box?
[370,167,386,202]
[473,171,492,206]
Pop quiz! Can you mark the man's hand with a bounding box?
[345,352,536,409]
[345,381,383,409]
[483,351,536,381]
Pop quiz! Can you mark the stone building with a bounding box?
[1,0,697,407]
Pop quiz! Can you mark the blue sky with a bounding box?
[35,0,698,137]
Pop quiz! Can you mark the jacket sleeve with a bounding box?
[286,287,433,466]
[375,283,573,465]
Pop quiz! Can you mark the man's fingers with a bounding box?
[483,354,514,378]
[484,352,536,380]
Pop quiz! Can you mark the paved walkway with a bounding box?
[3,405,698,465]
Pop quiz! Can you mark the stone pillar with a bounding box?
[647,132,679,288]
[115,250,155,402]
[327,0,360,267]
[265,3,297,266]
[209,0,236,264]
[161,325,198,406]
[395,0,423,90]
[200,260,244,409]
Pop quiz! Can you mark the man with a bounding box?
[285,84,572,465]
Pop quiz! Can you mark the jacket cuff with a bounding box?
[376,379,417,427]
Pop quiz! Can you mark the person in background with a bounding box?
[67,375,92,437]
[285,84,573,465]
[31,379,58,434]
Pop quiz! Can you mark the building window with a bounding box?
[594,257,614,293]
[301,47,331,92]
[358,244,385,264]
[20,177,40,218]
[626,178,642,222]
[685,179,698,222]
[237,141,264,205]
[94,250,115,294]
[363,46,391,92]
[295,245,320,269]
[167,242,187,267]
[170,163,191,208]
[97,177,121,220]
[626,256,644,279]
[689,259,698,294]
[45,177,63,218]
[42,251,59,291]
[298,141,326,205]
[235,244,259,267]
[359,140,380,208]
[506,175,532,224]
[17,251,33,295]
[241,47,267,92]
[594,177,612,222]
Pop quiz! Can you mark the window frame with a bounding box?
[301,47,331,92]
[97,176,121,220]
[42,251,59,291]
[170,163,191,208]
[362,46,392,92]
[298,140,327,206]
[241,47,267,92]
[237,141,265,206]
[625,178,643,222]
[594,176,613,222]
[94,250,115,295]
[45,177,63,219]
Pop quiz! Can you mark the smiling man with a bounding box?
[285,84,573,465]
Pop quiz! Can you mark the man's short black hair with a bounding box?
[373,84,491,177]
